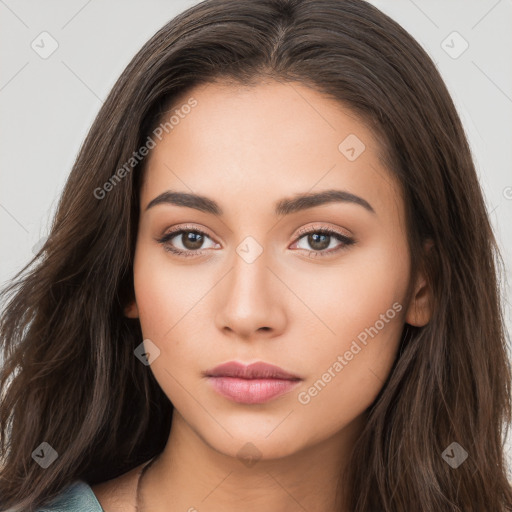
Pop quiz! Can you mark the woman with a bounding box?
[1,0,511,510]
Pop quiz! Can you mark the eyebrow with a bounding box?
[145,189,375,216]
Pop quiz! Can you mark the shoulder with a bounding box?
[36,480,104,512]
[36,461,148,512]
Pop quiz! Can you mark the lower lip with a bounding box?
[207,376,301,404]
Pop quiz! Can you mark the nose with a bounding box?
[214,247,287,341]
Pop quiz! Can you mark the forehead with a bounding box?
[140,80,403,223]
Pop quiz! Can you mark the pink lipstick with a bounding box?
[204,361,302,404]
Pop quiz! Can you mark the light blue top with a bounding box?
[36,480,104,512]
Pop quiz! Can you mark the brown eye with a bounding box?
[157,227,218,257]
[293,228,355,257]
[180,231,205,250]
[305,232,331,251]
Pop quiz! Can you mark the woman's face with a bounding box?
[127,80,430,460]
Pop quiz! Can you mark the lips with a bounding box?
[204,361,302,381]
[204,361,303,404]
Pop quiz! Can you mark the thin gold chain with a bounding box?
[135,455,160,512]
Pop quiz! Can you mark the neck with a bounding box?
[136,410,363,512]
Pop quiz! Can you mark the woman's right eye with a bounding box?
[157,228,218,257]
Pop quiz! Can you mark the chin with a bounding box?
[202,424,308,462]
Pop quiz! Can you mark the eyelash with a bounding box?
[156,224,355,259]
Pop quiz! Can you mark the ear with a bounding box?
[124,300,139,319]
[404,240,434,327]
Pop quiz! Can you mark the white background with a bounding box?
[1,0,511,472]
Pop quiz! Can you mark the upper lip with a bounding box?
[204,361,302,381]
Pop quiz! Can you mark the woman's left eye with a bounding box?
[292,228,355,257]
[156,226,355,258]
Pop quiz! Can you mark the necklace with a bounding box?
[135,455,160,512]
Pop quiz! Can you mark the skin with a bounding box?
[92,79,432,511]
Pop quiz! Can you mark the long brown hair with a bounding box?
[1,0,511,510]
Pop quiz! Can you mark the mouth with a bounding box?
[204,361,303,404]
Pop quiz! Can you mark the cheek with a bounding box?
[132,252,175,342]
[131,247,206,406]
[132,242,204,341]
[132,243,218,388]
[293,237,409,343]
[292,242,409,421]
